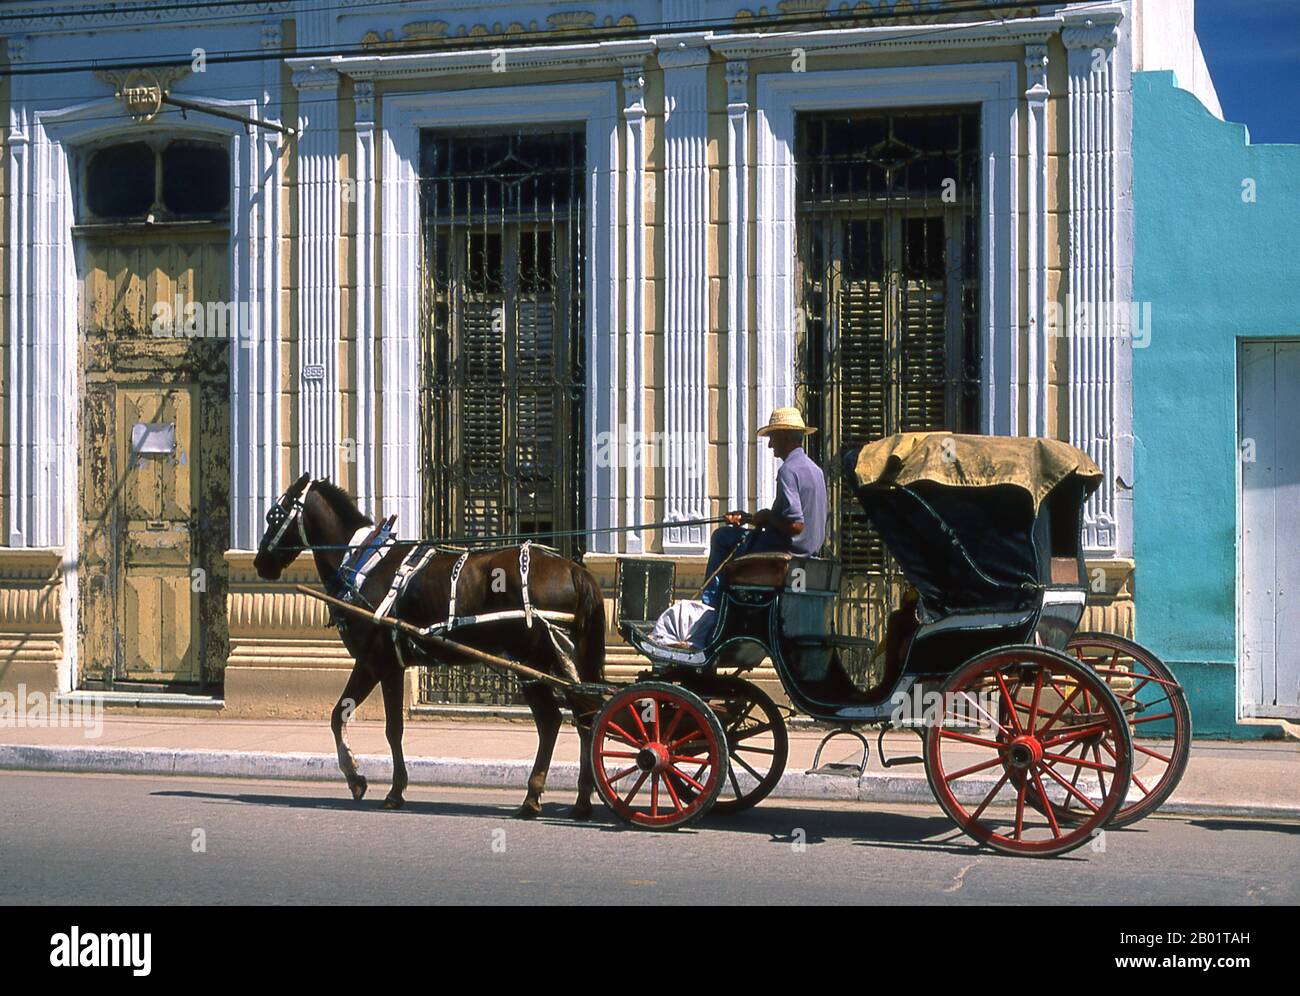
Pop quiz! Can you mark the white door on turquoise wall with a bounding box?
[1240,340,1300,719]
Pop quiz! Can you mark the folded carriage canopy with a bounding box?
[842,433,1103,618]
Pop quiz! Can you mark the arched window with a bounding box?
[82,137,230,224]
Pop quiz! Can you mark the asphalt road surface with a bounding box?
[1,771,1296,905]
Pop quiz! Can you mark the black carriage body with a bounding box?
[617,433,1102,725]
[849,473,1096,674]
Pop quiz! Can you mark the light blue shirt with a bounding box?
[771,446,828,556]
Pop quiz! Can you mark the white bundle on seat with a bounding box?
[649,599,717,648]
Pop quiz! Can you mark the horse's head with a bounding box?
[254,472,313,580]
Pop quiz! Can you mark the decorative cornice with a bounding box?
[360,11,638,50]
[261,20,283,52]
[2,1,292,31]
[622,64,646,115]
[726,59,749,106]
[1025,42,1049,99]
[710,14,1062,59]
[656,35,714,69]
[299,38,656,82]
[291,66,341,92]
[1061,12,1122,51]
[354,78,376,125]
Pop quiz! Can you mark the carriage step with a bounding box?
[807,760,867,778]
[806,729,870,780]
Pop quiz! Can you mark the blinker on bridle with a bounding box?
[263,480,315,553]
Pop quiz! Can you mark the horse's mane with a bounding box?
[313,479,373,530]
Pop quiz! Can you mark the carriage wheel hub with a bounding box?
[636,743,669,772]
[1006,735,1043,770]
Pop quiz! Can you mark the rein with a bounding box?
[275,514,734,554]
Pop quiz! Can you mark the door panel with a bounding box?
[1241,340,1300,719]
[78,229,231,691]
[118,385,198,683]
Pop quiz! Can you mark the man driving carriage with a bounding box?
[651,407,828,646]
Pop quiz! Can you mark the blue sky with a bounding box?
[1195,0,1300,144]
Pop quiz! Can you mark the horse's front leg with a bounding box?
[332,665,380,801]
[380,668,408,810]
[518,682,561,819]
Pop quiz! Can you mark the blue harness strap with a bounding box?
[332,515,397,603]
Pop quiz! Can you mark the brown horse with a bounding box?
[252,473,607,817]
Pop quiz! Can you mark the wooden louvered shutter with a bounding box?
[456,231,507,538]
[457,302,506,538]
[513,295,556,531]
[898,216,951,432]
[835,272,889,577]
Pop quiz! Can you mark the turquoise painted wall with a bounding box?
[1131,71,1300,737]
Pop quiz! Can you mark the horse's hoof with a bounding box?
[383,794,404,811]
[514,803,541,820]
[572,803,593,821]
[349,777,368,801]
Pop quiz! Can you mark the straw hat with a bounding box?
[756,407,818,437]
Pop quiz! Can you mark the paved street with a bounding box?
[1,771,1296,905]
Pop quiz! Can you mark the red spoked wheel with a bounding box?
[924,646,1133,858]
[1058,633,1191,827]
[591,682,727,830]
[684,676,789,815]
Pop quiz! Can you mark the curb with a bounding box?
[2,744,1298,822]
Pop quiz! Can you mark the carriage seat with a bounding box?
[722,552,793,588]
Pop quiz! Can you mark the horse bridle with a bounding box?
[262,480,315,553]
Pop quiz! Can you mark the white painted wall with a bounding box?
[1130,0,1224,118]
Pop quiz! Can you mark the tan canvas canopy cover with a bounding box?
[852,432,1103,511]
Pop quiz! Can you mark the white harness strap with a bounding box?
[447,551,470,628]
[519,541,533,628]
[374,544,439,621]
[344,523,395,593]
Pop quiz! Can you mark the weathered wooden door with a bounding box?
[1240,340,1300,719]
[77,233,231,691]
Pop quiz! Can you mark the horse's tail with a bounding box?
[570,563,607,684]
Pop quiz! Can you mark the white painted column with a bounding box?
[658,40,711,554]
[6,37,69,550]
[622,63,648,552]
[6,38,33,549]
[753,92,797,507]
[1064,15,1125,555]
[230,20,286,549]
[352,77,377,516]
[724,58,752,514]
[1024,42,1050,438]
[292,67,341,480]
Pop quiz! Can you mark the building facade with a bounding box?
[0,0,1213,718]
[1132,70,1300,737]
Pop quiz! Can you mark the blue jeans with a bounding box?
[700,526,788,607]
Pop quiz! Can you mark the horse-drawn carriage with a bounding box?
[269,432,1189,858]
[599,432,1190,856]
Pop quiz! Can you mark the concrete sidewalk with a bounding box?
[1,713,1298,819]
